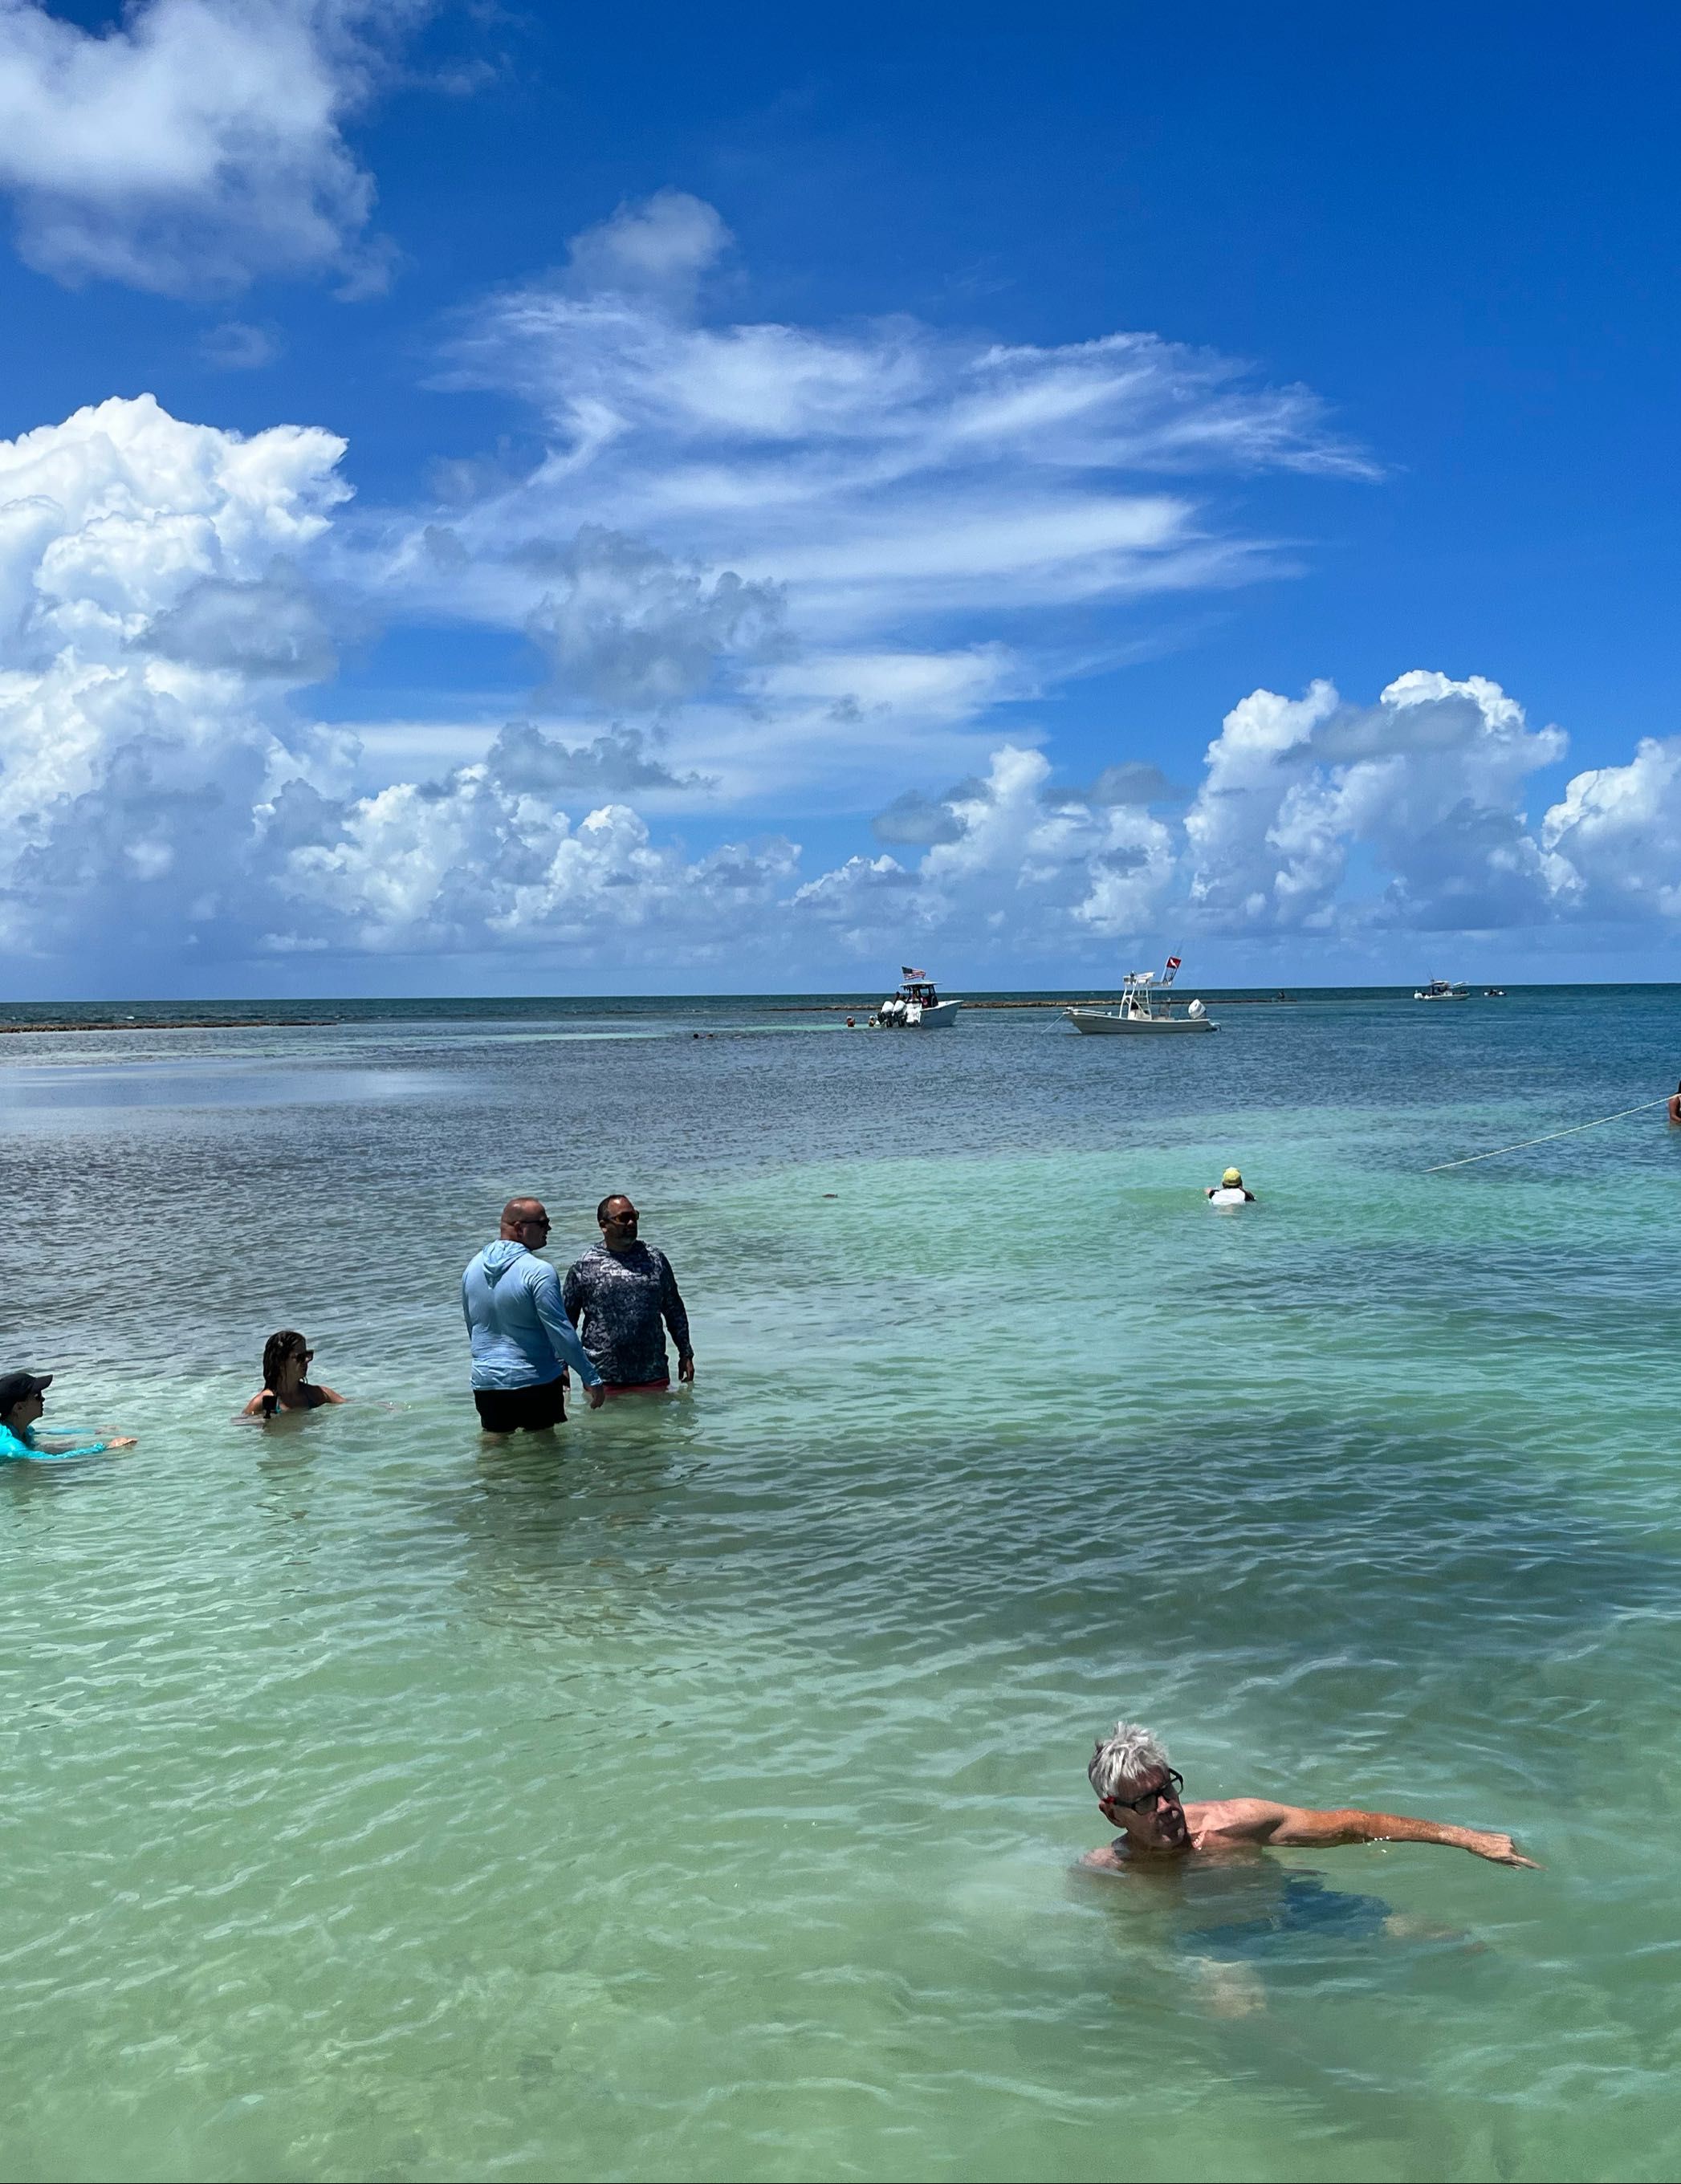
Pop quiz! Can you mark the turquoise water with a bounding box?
[3,989,1680,2182]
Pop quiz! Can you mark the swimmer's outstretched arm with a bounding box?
[1207,1798,1539,1867]
[28,1429,136,1454]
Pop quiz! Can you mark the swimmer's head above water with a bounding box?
[1089,1721,1191,1851]
[0,1369,52,1434]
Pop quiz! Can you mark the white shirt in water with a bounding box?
[1208,1186,1251,1206]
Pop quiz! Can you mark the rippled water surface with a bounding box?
[4,988,1681,2182]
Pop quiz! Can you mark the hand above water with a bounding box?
[586,1384,606,1409]
[1463,1829,1541,1868]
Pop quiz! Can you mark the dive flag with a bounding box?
[1161,955,1182,985]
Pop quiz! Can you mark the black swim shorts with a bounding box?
[473,1379,566,1433]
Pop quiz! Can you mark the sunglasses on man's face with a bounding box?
[1107,1769,1185,1813]
[520,1217,552,1231]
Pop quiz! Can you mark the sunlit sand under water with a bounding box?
[2,988,1680,2182]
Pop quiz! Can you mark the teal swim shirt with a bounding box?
[0,1421,108,1462]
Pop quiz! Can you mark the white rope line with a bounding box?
[1424,1096,1674,1173]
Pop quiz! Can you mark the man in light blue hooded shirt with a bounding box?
[462,1197,605,1434]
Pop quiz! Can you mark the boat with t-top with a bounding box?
[1064,958,1217,1035]
[870,968,962,1029]
[1414,977,1471,1001]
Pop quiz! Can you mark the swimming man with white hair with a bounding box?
[1083,1722,1538,1871]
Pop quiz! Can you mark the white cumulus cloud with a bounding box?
[0,392,351,960]
[1541,737,1681,918]
[0,0,422,294]
[799,744,1177,950]
[0,394,804,974]
[791,669,1675,966]
[6,388,1679,984]
[1182,670,1574,935]
[263,769,798,958]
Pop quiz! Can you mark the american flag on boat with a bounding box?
[902,966,926,978]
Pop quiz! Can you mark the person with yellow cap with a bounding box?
[1205,1165,1256,1205]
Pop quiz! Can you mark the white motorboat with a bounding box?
[1065,960,1217,1035]
[1414,977,1470,1001]
[871,969,962,1029]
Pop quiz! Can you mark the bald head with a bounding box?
[500,1197,551,1242]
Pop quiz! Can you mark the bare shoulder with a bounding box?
[1187,1796,1292,1843]
[320,1386,347,1404]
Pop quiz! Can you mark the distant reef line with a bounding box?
[0,1018,343,1033]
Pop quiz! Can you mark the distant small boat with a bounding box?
[1483,987,1506,997]
[871,968,962,1029]
[1414,977,1470,1001]
[1066,958,1217,1035]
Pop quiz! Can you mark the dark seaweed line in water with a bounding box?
[0,1019,344,1034]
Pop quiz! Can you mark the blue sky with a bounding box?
[0,1,1677,994]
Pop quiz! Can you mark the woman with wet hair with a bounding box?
[244,1332,345,1419]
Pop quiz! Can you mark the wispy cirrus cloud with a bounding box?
[321,189,1375,824]
[200,319,283,369]
[429,191,1374,649]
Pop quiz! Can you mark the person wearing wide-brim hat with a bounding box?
[1205,1165,1257,1203]
[0,1370,136,1462]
